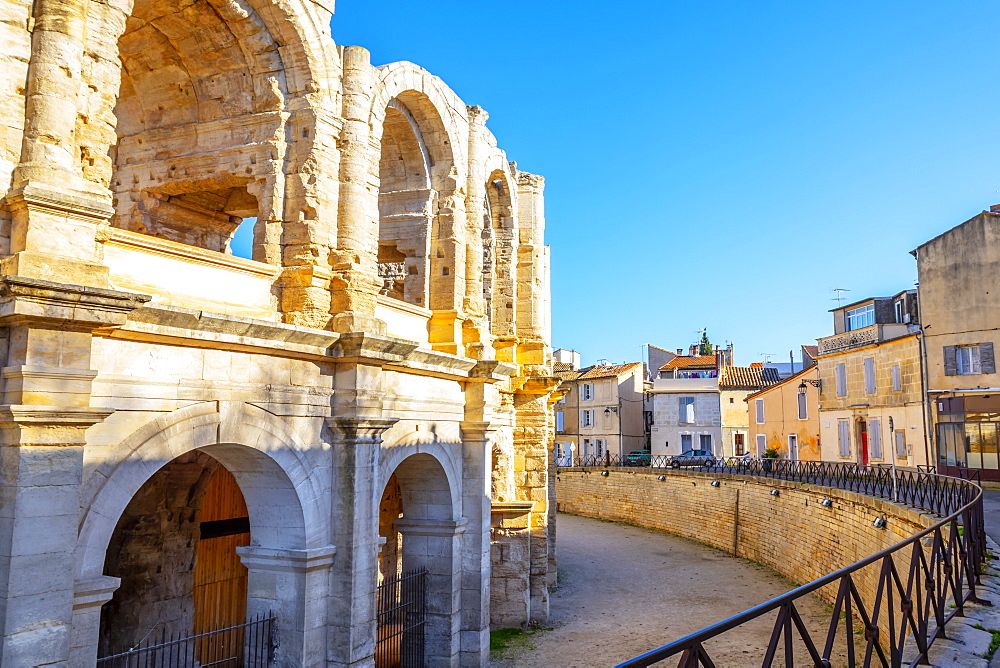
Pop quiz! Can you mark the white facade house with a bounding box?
[648,377,722,456]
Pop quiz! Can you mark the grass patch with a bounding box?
[490,626,551,657]
[972,624,1000,659]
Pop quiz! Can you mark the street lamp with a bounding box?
[798,379,821,390]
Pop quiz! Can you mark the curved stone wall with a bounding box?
[555,468,938,612]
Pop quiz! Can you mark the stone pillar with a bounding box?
[458,421,493,666]
[237,545,337,668]
[0,277,148,666]
[463,106,489,326]
[331,46,380,323]
[326,416,398,668]
[395,518,467,667]
[68,575,120,665]
[489,502,534,626]
[514,171,547,371]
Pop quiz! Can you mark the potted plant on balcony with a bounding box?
[763,447,779,473]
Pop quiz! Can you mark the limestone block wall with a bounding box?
[556,468,936,644]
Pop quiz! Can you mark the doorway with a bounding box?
[787,434,799,462]
[857,420,869,466]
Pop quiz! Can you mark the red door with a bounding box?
[858,422,869,466]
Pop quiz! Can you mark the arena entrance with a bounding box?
[97,451,272,665]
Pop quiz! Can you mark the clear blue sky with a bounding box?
[296,2,1000,367]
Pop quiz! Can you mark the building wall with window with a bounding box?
[816,334,927,468]
[915,208,1000,479]
[647,378,721,456]
[554,362,645,460]
[746,366,821,460]
[717,365,781,458]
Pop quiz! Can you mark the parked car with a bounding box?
[667,449,717,468]
[624,450,652,466]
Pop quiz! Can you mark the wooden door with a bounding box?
[194,465,251,664]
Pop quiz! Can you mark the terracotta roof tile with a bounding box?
[717,365,781,390]
[659,355,716,371]
[555,362,643,382]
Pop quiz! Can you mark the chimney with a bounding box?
[676,349,683,355]
[991,204,1000,214]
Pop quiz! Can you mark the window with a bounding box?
[581,383,594,401]
[755,399,765,424]
[595,438,606,457]
[838,420,851,457]
[734,433,745,456]
[699,434,712,451]
[729,397,734,404]
[582,438,592,456]
[891,365,901,392]
[835,363,847,397]
[894,299,905,324]
[846,304,875,331]
[864,358,876,394]
[895,430,906,458]
[796,391,808,420]
[756,434,766,456]
[944,343,996,376]
[868,418,882,459]
[555,411,564,432]
[581,409,594,428]
[681,434,693,449]
[679,397,695,424]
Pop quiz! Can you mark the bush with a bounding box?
[763,447,780,460]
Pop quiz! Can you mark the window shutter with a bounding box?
[838,420,850,457]
[891,365,901,392]
[755,399,765,424]
[756,434,766,456]
[836,364,847,397]
[895,430,906,458]
[556,411,564,432]
[981,342,996,374]
[869,419,882,459]
[797,392,807,420]
[943,346,958,376]
[864,358,876,394]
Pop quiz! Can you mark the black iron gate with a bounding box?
[375,568,427,668]
[97,612,274,667]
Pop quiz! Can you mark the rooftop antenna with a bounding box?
[831,288,851,306]
[759,353,775,364]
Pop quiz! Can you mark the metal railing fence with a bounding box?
[557,459,988,667]
[375,568,427,668]
[96,612,274,667]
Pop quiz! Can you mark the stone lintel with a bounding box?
[236,545,337,573]
[459,420,495,442]
[326,416,399,441]
[490,501,534,517]
[0,275,150,330]
[395,517,469,537]
[332,331,419,364]
[0,404,114,427]
[469,360,519,382]
[513,375,561,396]
[73,575,121,611]
[5,183,114,223]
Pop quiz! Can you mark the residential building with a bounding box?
[746,365,821,460]
[554,361,646,461]
[815,292,928,468]
[0,5,559,665]
[718,365,781,457]
[914,207,1000,480]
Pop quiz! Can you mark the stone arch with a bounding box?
[377,448,465,664]
[378,440,463,515]
[481,164,519,337]
[75,401,331,666]
[77,0,340,264]
[79,401,325,581]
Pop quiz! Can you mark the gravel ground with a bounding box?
[492,513,844,668]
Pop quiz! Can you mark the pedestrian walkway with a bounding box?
[492,512,839,667]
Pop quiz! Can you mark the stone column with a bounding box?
[326,416,398,668]
[0,277,148,666]
[514,171,547,371]
[330,46,380,325]
[462,106,489,327]
[395,518,467,667]
[458,421,493,666]
[237,545,337,668]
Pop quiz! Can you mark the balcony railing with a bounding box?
[817,323,912,355]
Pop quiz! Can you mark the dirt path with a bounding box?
[492,512,843,668]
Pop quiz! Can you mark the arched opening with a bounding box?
[483,170,516,336]
[378,100,432,306]
[105,0,283,262]
[376,453,462,665]
[99,450,253,661]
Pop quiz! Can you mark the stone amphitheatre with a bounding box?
[0,0,558,665]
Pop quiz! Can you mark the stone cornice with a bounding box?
[395,517,469,537]
[331,332,420,364]
[326,416,400,440]
[236,545,337,573]
[0,404,114,427]
[490,501,534,516]
[5,183,114,222]
[0,275,151,329]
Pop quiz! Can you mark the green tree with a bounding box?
[698,329,713,355]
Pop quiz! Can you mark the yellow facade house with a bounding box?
[746,364,821,460]
[815,292,929,468]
